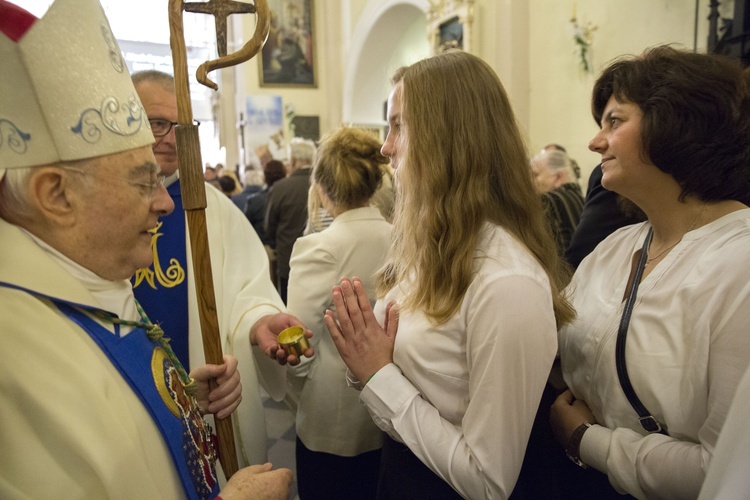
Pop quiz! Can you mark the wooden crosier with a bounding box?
[167,0,270,479]
[185,0,254,59]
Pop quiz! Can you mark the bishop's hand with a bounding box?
[190,354,242,419]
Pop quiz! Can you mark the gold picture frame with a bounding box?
[258,0,317,88]
[427,0,475,55]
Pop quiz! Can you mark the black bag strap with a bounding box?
[616,228,669,435]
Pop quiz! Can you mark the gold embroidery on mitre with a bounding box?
[133,221,185,290]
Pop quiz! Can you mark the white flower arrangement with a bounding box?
[285,103,296,138]
[570,15,597,74]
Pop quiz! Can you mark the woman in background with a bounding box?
[286,126,393,499]
[244,159,286,245]
[244,160,286,283]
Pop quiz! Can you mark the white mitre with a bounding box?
[0,0,154,180]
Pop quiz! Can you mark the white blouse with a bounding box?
[361,223,558,499]
[698,363,750,499]
[561,209,750,499]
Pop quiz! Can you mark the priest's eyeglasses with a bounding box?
[148,118,200,137]
[64,167,167,200]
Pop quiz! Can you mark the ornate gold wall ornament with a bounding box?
[427,0,474,55]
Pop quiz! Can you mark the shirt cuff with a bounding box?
[345,368,364,391]
[579,423,612,474]
[289,353,313,379]
[360,363,420,429]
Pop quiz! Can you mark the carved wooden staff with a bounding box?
[167,0,270,479]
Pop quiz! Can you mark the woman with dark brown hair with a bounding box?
[551,46,750,498]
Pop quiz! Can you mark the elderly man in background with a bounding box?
[0,0,292,497]
[530,148,585,256]
[232,168,264,211]
[264,138,316,303]
[131,69,312,469]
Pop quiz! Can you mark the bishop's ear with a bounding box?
[28,166,79,226]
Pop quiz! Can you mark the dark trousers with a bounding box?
[296,436,381,500]
[513,382,634,500]
[557,458,635,500]
[278,275,288,304]
[376,435,462,500]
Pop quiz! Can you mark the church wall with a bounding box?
[464,0,718,185]
[347,0,369,35]
[235,0,345,162]
[525,0,715,183]
[347,13,429,125]
[341,0,430,126]
[471,0,533,147]
[230,0,730,184]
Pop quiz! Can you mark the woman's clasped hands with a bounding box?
[324,276,399,384]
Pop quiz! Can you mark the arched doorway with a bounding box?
[343,0,430,125]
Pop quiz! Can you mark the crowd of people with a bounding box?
[3,0,750,499]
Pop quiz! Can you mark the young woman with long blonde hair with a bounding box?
[325,51,574,499]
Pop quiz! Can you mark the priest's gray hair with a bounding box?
[0,167,36,219]
[131,69,176,93]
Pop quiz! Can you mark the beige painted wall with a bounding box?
[449,0,715,185]
[234,0,344,162]
[347,0,369,34]
[525,0,714,184]
[227,0,729,184]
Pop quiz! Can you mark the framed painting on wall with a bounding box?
[427,0,474,55]
[259,0,317,87]
[291,115,320,142]
[438,16,463,52]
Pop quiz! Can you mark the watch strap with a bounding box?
[565,422,592,468]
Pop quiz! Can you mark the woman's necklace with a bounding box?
[645,203,707,266]
[645,240,680,265]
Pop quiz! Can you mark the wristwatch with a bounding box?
[565,422,592,468]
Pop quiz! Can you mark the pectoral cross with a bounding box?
[185,0,256,57]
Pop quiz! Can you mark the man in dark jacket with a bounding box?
[264,138,316,302]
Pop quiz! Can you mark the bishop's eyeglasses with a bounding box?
[64,167,166,200]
